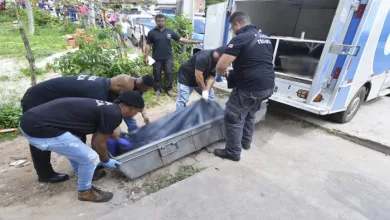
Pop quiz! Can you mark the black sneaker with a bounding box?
[166,90,173,97]
[214,149,240,162]
[242,144,250,150]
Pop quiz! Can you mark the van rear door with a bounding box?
[307,0,360,104]
[203,2,228,50]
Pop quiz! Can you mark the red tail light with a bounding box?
[297,89,323,102]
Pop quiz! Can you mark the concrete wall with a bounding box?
[236,1,336,40]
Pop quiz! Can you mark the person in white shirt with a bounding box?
[121,17,131,41]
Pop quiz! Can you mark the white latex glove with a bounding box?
[202,90,209,100]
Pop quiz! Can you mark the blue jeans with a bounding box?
[176,82,215,111]
[20,129,99,191]
[123,117,138,133]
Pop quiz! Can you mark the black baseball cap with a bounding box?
[117,91,145,109]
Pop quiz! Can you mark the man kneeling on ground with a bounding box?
[176,46,225,111]
[20,91,144,202]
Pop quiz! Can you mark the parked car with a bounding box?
[192,16,205,54]
[125,15,155,46]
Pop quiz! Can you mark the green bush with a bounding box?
[54,14,194,80]
[54,42,150,77]
[0,105,22,129]
[0,8,18,23]
[166,14,194,74]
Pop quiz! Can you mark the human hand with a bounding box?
[117,138,132,147]
[202,90,209,100]
[144,116,150,124]
[101,159,121,168]
[144,57,149,65]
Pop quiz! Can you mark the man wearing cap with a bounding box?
[20,91,145,203]
[176,46,225,111]
[21,74,154,184]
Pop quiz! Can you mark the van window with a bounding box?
[194,19,205,34]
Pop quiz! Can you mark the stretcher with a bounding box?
[114,99,268,179]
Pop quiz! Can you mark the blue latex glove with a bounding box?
[215,75,223,82]
[107,138,118,155]
[101,159,122,168]
[118,138,132,148]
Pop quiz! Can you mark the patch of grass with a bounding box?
[142,165,203,194]
[0,23,67,59]
[0,75,9,81]
[143,89,177,108]
[0,104,22,129]
[19,67,47,77]
[0,130,21,142]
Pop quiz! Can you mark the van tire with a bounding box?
[329,86,367,124]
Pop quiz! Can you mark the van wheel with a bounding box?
[329,86,367,123]
[131,35,138,46]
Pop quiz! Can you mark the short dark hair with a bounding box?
[229,11,251,25]
[141,75,155,87]
[155,14,166,21]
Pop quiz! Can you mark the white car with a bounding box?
[125,15,155,46]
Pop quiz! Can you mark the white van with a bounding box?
[204,0,390,123]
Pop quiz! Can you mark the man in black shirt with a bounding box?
[20,91,144,203]
[21,74,153,184]
[145,14,200,97]
[176,46,225,111]
[213,11,275,161]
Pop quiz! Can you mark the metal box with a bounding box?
[115,100,268,179]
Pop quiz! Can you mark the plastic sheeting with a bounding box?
[119,100,224,154]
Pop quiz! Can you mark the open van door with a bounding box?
[203,2,228,50]
[307,0,360,104]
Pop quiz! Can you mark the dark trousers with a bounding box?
[224,88,273,156]
[153,58,174,92]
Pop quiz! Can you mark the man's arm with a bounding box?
[144,44,151,65]
[205,75,215,91]
[179,37,200,44]
[216,54,237,75]
[171,31,200,44]
[91,132,111,162]
[195,69,206,91]
[144,32,153,64]
[141,108,150,124]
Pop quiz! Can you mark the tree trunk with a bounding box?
[25,0,35,35]
[88,0,96,27]
[19,28,37,86]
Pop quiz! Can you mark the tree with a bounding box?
[15,3,37,85]
[25,0,35,35]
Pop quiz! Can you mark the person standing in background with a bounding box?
[109,9,117,26]
[145,14,200,97]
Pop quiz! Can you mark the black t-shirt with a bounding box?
[178,50,216,87]
[20,98,122,138]
[21,75,116,112]
[147,27,180,60]
[225,24,275,91]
